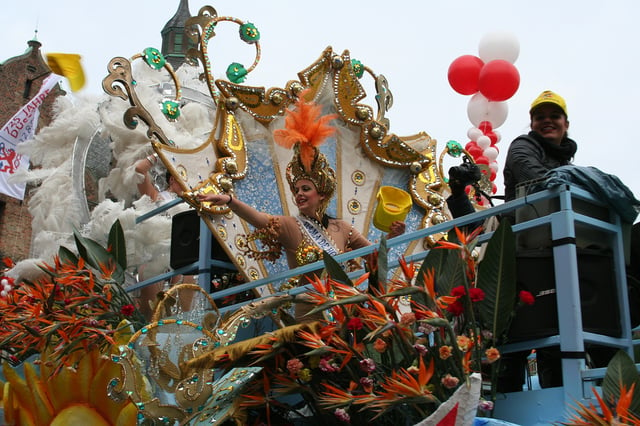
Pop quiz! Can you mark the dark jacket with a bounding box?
[503,131,577,202]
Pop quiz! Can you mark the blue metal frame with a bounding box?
[131,185,636,425]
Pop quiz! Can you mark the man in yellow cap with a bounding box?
[503,90,577,202]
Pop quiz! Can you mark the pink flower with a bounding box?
[287,358,304,375]
[519,290,535,305]
[359,358,376,373]
[359,376,374,393]
[441,374,460,389]
[479,399,494,411]
[334,408,350,422]
[414,344,428,356]
[319,357,338,372]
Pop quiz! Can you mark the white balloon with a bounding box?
[467,127,483,141]
[478,31,520,64]
[0,290,6,298]
[484,146,499,161]
[477,135,491,150]
[490,161,500,172]
[467,93,509,128]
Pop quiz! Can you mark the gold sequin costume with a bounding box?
[242,92,370,271]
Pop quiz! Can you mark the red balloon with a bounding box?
[485,168,497,181]
[465,141,483,158]
[486,131,498,145]
[478,60,520,102]
[448,55,484,95]
[474,155,490,165]
[478,121,493,134]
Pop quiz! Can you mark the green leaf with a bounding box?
[418,246,466,297]
[57,246,78,265]
[378,237,388,285]
[383,286,424,299]
[602,350,640,414]
[108,219,127,270]
[73,229,124,285]
[322,250,352,286]
[304,294,370,316]
[476,220,516,343]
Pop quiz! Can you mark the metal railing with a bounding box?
[131,184,636,424]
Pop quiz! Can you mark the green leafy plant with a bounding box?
[0,220,144,373]
[561,350,640,425]
[197,222,531,424]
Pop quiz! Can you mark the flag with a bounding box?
[413,373,482,426]
[46,53,86,92]
[0,74,61,199]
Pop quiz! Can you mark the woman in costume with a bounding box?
[197,94,405,286]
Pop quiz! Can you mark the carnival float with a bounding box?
[1,4,639,425]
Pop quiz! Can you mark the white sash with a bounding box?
[296,215,339,257]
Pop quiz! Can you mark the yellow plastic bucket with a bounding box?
[373,186,412,232]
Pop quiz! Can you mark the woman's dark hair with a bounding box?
[321,213,333,228]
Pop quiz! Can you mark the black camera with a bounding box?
[448,160,482,190]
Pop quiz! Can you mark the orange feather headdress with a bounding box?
[273,92,338,215]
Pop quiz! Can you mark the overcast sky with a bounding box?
[3,0,640,222]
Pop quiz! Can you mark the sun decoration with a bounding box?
[1,348,138,426]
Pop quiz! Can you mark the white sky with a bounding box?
[3,0,640,221]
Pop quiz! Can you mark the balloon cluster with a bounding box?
[0,276,14,298]
[447,32,520,195]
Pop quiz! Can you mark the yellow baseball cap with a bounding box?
[529,90,568,117]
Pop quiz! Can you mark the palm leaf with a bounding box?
[476,220,516,343]
[304,294,370,316]
[323,250,352,285]
[108,219,127,270]
[57,246,78,265]
[602,350,640,415]
[73,229,124,285]
[418,246,466,297]
[375,237,388,292]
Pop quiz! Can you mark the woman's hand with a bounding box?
[196,192,232,206]
[386,221,406,239]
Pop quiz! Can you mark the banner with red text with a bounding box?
[0,74,61,199]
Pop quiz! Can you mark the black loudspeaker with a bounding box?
[170,210,233,271]
[508,248,621,341]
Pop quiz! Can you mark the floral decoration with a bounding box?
[0,220,145,374]
[190,221,533,424]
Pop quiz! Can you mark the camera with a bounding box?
[448,160,482,190]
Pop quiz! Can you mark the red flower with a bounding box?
[519,290,535,306]
[451,286,466,297]
[347,317,363,331]
[469,287,485,302]
[446,300,464,316]
[120,304,135,317]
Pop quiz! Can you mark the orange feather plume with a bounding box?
[273,91,338,172]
